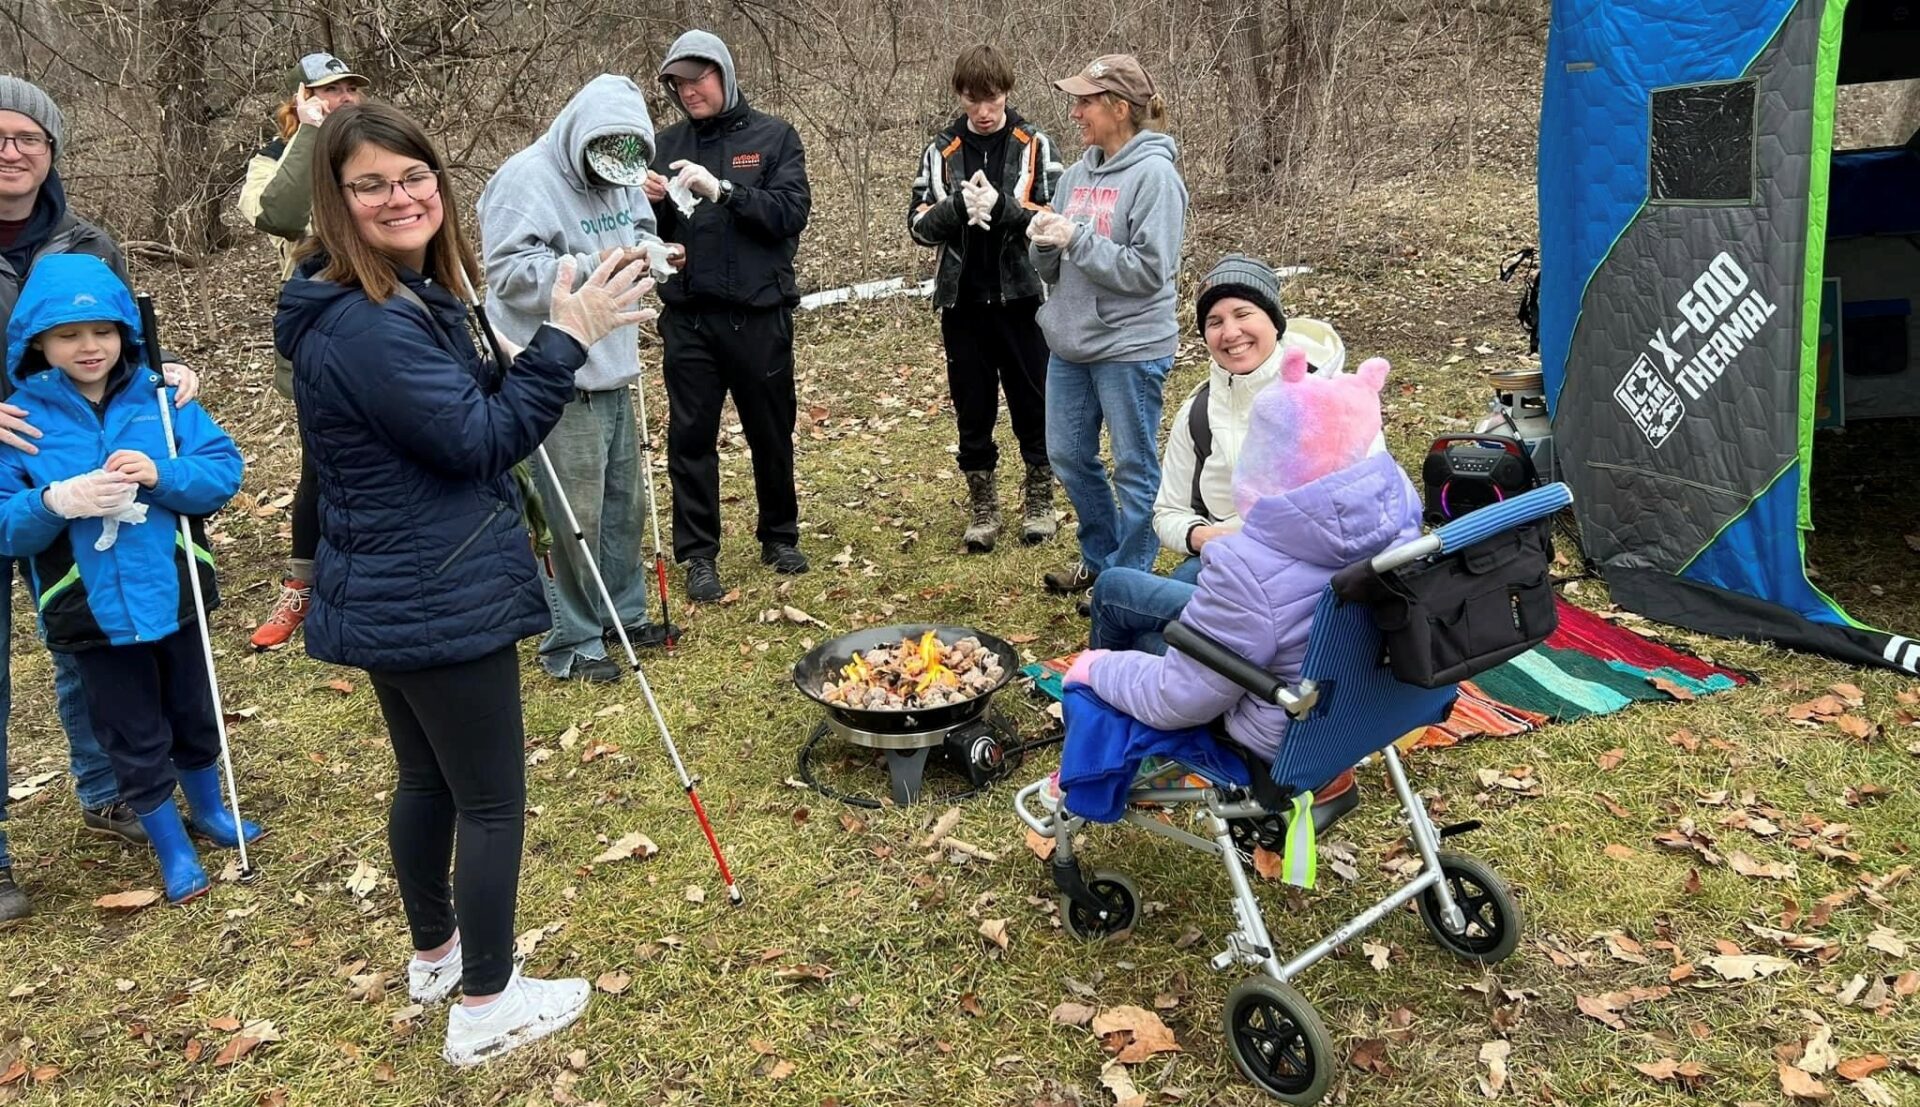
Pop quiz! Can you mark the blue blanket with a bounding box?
[1058,685,1251,822]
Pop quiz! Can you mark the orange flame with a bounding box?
[914,630,950,694]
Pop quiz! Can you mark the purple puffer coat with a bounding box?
[1085,450,1422,760]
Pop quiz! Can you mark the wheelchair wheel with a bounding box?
[1224,976,1334,1105]
[1417,851,1522,964]
[1059,869,1139,941]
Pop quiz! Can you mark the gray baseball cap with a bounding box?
[290,52,367,94]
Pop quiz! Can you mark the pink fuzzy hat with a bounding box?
[1232,347,1390,516]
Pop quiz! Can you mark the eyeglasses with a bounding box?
[341,169,441,207]
[663,68,715,91]
[0,133,49,156]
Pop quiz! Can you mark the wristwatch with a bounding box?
[716,179,735,205]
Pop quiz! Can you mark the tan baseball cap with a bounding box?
[1054,54,1155,104]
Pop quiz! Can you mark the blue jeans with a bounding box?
[0,559,120,869]
[530,390,656,677]
[1090,567,1199,656]
[1045,354,1172,575]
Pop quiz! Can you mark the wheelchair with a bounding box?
[1015,483,1571,1105]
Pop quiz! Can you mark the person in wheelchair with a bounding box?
[1055,346,1419,821]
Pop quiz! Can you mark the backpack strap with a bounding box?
[1187,380,1214,517]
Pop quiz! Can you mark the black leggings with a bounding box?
[291,449,319,567]
[368,646,526,996]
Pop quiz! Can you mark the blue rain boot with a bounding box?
[178,766,264,848]
[136,801,210,905]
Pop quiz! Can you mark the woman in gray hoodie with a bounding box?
[1028,53,1188,596]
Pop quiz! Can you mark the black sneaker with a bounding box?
[686,558,726,603]
[761,543,809,575]
[0,869,28,928]
[562,656,624,684]
[83,801,149,845]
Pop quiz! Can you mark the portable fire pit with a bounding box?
[793,624,1024,805]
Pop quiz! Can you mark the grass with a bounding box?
[2,172,1916,1106]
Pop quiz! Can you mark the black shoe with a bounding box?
[611,621,682,650]
[1076,598,1092,619]
[0,869,29,927]
[83,801,150,846]
[560,655,624,684]
[761,542,809,575]
[686,558,726,603]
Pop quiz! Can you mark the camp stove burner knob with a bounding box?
[967,733,1006,777]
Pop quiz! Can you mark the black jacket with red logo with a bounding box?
[650,94,811,312]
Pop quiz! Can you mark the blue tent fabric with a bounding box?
[1827,147,1920,238]
[1539,0,1799,409]
[1682,459,1854,626]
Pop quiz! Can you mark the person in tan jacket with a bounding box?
[236,52,367,650]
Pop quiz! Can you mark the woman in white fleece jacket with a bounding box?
[1090,254,1346,653]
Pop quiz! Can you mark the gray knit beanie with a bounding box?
[0,76,64,158]
[1195,253,1284,335]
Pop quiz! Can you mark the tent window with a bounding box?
[1649,79,1756,204]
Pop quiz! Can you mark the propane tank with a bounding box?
[1475,367,1556,482]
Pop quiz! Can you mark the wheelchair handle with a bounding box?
[1373,481,1573,573]
[1165,622,1302,709]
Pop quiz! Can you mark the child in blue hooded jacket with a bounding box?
[0,254,254,904]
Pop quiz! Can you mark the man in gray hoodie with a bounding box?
[480,74,672,682]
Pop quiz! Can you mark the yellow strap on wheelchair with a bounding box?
[1282,790,1317,889]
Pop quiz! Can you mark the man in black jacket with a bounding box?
[910,44,1062,553]
[643,30,811,602]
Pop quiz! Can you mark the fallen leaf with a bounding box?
[1865,926,1908,957]
[207,1016,243,1033]
[1603,843,1638,861]
[592,832,659,865]
[1596,748,1626,771]
[837,812,866,834]
[1778,1061,1830,1101]
[93,889,162,912]
[1851,1077,1897,1107]
[1099,1060,1144,1107]
[325,679,354,695]
[1604,930,1650,965]
[1024,827,1056,861]
[1251,846,1283,881]
[1634,1058,1711,1083]
[765,1058,796,1080]
[978,918,1010,951]
[1796,1020,1838,1075]
[344,860,381,898]
[770,963,832,985]
[1091,1005,1181,1064]
[1702,953,1794,981]
[1834,715,1878,740]
[1649,676,1695,701]
[1836,1055,1888,1081]
[1576,987,1669,1029]
[1728,851,1798,880]
[1477,1039,1511,1098]
[1350,1036,1393,1075]
[684,885,707,904]
[515,921,563,958]
[595,971,632,995]
[1362,940,1392,972]
[1049,1001,1096,1027]
[959,992,984,1018]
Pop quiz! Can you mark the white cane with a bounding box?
[137,295,254,881]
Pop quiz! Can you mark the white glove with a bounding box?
[1027,211,1075,249]
[93,500,150,552]
[43,470,138,520]
[296,90,329,129]
[669,160,722,202]
[963,170,999,228]
[666,175,701,217]
[548,252,658,348]
[639,240,679,280]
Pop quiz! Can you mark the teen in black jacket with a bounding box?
[645,30,811,602]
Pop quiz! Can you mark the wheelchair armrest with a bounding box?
[1163,622,1318,717]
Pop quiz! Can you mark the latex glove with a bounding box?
[669,160,721,202]
[1064,648,1110,688]
[1027,211,1075,249]
[547,252,657,348]
[665,174,701,216]
[43,470,138,519]
[295,88,329,128]
[161,362,199,407]
[964,170,999,228]
[637,240,681,280]
[93,500,150,552]
[962,186,992,230]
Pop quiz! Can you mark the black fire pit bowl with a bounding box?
[793,624,1022,736]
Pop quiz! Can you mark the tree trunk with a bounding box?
[1272,0,1348,158]
[1210,0,1277,179]
[151,0,228,254]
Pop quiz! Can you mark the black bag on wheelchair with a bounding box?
[1332,518,1557,688]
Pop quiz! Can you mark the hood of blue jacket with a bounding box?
[5,252,144,380]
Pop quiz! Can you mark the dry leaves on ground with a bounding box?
[93,889,161,912]
[592,832,658,865]
[1576,986,1669,1030]
[1090,1006,1181,1064]
[1476,1040,1511,1098]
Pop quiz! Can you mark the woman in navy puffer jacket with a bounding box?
[273,102,653,1067]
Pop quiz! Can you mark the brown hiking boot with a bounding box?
[1020,464,1057,545]
[962,471,1001,553]
[250,578,311,650]
[1043,562,1098,594]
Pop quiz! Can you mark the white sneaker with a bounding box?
[441,969,589,1067]
[409,939,463,1004]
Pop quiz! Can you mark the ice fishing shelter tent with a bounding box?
[1540,0,1920,672]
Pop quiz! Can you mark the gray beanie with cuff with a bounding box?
[0,76,64,158]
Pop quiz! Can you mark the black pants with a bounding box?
[71,630,220,815]
[367,646,525,996]
[660,306,800,563]
[291,449,319,569]
[940,297,1050,473]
